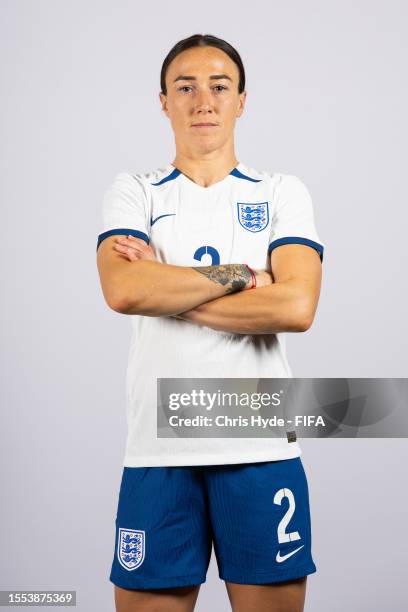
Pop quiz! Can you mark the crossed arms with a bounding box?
[96,235,322,335]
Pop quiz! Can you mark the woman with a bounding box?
[97,33,324,612]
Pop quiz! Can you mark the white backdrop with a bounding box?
[1,1,407,610]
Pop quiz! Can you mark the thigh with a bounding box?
[225,577,307,612]
[110,466,212,591]
[114,584,201,612]
[204,457,317,586]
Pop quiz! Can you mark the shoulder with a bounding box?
[129,164,175,186]
[249,163,308,186]
[274,174,312,203]
[238,163,310,194]
[107,165,174,191]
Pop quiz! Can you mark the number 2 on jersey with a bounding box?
[193,245,220,266]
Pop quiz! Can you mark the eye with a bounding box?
[178,86,193,93]
[213,85,228,92]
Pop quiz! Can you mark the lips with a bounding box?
[192,123,218,127]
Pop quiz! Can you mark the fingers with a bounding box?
[115,236,147,249]
[114,237,140,260]
[114,236,155,262]
[115,243,140,261]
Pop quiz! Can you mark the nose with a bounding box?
[195,89,213,114]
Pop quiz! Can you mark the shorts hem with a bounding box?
[219,562,317,585]
[110,574,206,590]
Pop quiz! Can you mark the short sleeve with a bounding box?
[96,173,150,251]
[268,174,324,262]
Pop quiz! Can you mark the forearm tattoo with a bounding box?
[192,263,252,294]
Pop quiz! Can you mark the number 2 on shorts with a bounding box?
[273,487,301,544]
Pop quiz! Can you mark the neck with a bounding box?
[171,152,239,188]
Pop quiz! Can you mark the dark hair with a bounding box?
[160,34,246,95]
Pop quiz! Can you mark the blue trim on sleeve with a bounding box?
[229,167,262,183]
[268,237,324,261]
[96,228,150,251]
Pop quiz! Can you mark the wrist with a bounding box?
[244,264,257,290]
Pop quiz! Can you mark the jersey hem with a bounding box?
[123,447,302,467]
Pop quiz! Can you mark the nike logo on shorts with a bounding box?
[276,545,304,563]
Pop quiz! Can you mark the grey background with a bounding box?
[1,0,407,610]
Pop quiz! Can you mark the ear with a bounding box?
[236,90,247,118]
[159,92,170,118]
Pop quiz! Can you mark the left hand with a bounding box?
[114,235,157,262]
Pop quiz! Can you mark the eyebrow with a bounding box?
[173,74,232,83]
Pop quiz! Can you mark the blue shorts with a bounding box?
[109,457,317,589]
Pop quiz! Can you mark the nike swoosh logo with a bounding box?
[150,213,176,226]
[276,545,304,563]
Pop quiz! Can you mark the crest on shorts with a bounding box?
[117,527,145,571]
[237,202,269,232]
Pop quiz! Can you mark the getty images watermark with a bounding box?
[156,378,408,439]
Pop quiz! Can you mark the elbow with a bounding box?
[110,292,147,315]
[103,264,155,314]
[108,289,160,316]
[293,315,314,333]
[108,296,133,314]
[103,285,144,315]
[290,300,317,333]
[110,262,162,315]
[105,291,131,314]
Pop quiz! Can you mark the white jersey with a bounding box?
[97,162,324,467]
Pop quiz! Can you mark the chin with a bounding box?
[194,135,220,147]
[196,143,220,155]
